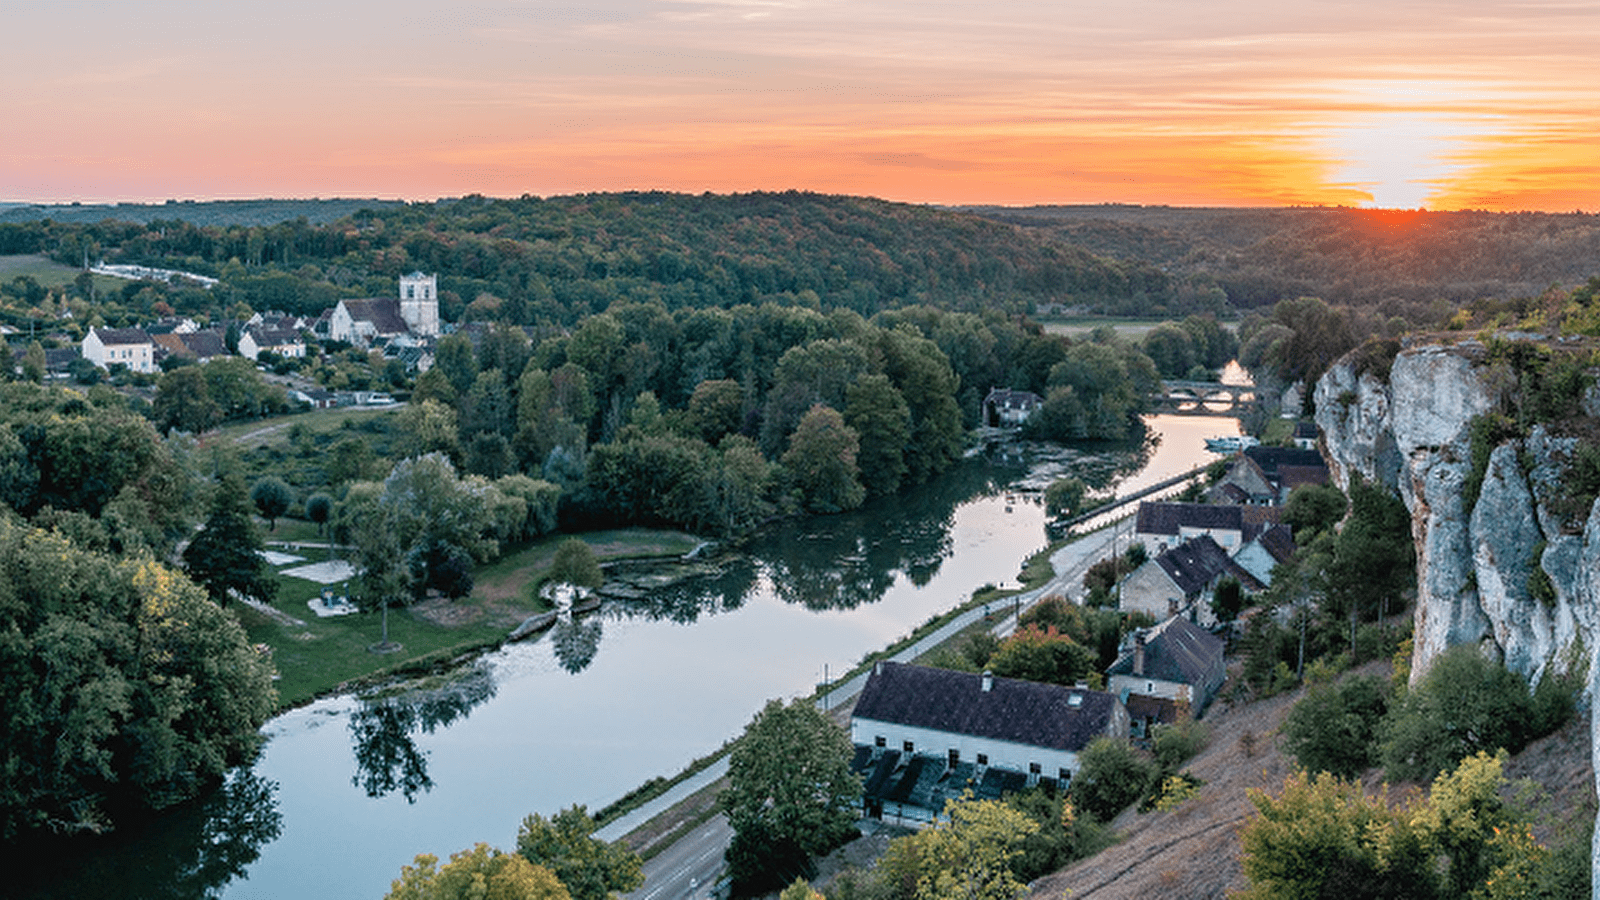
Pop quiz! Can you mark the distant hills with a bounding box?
[964,204,1600,310]
[0,198,405,227]
[4,195,1599,319]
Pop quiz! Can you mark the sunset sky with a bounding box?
[3,0,1595,211]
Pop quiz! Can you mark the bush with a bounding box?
[1151,718,1208,772]
[1380,645,1570,783]
[1070,736,1160,822]
[1281,674,1390,780]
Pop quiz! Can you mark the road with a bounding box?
[633,815,733,900]
[622,515,1140,900]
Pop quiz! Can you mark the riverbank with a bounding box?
[597,514,1140,854]
[237,528,704,708]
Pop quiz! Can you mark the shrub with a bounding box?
[1070,736,1160,822]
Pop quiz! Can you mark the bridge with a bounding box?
[1151,380,1259,414]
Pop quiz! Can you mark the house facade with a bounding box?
[82,326,155,373]
[850,662,1128,822]
[1134,501,1246,554]
[983,388,1043,426]
[1118,534,1261,625]
[1105,615,1227,715]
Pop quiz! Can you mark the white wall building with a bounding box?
[82,326,155,373]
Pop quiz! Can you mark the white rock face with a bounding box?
[1316,341,1600,893]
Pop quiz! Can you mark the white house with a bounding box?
[850,662,1128,823]
[983,388,1043,426]
[239,325,307,361]
[1134,501,1246,554]
[82,326,155,373]
[1105,615,1227,717]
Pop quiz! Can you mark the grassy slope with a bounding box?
[1029,661,1595,899]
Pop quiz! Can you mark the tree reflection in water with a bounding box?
[551,614,603,673]
[4,770,282,900]
[349,665,497,802]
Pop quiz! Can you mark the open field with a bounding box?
[0,254,122,292]
[216,404,399,448]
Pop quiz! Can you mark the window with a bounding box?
[947,749,960,766]
[1059,768,1071,782]
[903,740,914,753]
[874,736,886,748]
[1029,762,1042,776]
[976,753,988,766]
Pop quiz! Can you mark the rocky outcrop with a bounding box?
[1315,338,1599,889]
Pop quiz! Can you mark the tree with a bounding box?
[1380,645,1552,784]
[250,476,293,531]
[1068,736,1159,822]
[515,805,643,900]
[1282,483,1347,538]
[0,522,277,838]
[1044,477,1086,518]
[1280,674,1389,780]
[844,373,912,497]
[1237,769,1436,900]
[548,538,602,599]
[780,404,865,514]
[721,698,860,892]
[304,492,334,536]
[385,843,571,900]
[184,473,277,607]
[20,340,46,383]
[154,365,222,434]
[986,625,1096,687]
[892,793,1040,900]
[1238,753,1566,900]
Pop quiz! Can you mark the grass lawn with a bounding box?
[243,526,703,707]
[217,404,399,449]
[0,254,122,293]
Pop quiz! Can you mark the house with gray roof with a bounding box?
[82,326,155,373]
[1106,615,1227,723]
[849,662,1127,823]
[1118,534,1262,625]
[1134,501,1247,554]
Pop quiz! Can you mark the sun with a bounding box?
[1316,82,1499,209]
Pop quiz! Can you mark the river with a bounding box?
[34,413,1243,900]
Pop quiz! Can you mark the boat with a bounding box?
[1204,435,1259,453]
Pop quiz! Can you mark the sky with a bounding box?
[2,0,1596,211]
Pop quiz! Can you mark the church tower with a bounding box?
[398,272,440,337]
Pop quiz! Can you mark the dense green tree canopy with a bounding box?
[515,806,642,900]
[721,698,859,892]
[0,521,276,838]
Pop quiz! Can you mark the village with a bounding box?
[840,435,1328,827]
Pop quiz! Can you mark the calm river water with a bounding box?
[37,413,1242,900]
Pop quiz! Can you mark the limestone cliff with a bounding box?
[1314,338,1600,888]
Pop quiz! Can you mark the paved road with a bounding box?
[633,815,734,900]
[617,516,1141,900]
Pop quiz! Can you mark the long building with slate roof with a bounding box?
[849,662,1128,822]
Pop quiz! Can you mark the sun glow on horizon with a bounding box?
[1313,82,1505,209]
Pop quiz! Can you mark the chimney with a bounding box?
[1133,631,1146,677]
[981,671,993,693]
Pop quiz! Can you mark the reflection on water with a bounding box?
[349,665,498,802]
[4,770,282,900]
[28,415,1230,900]
[551,615,604,674]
